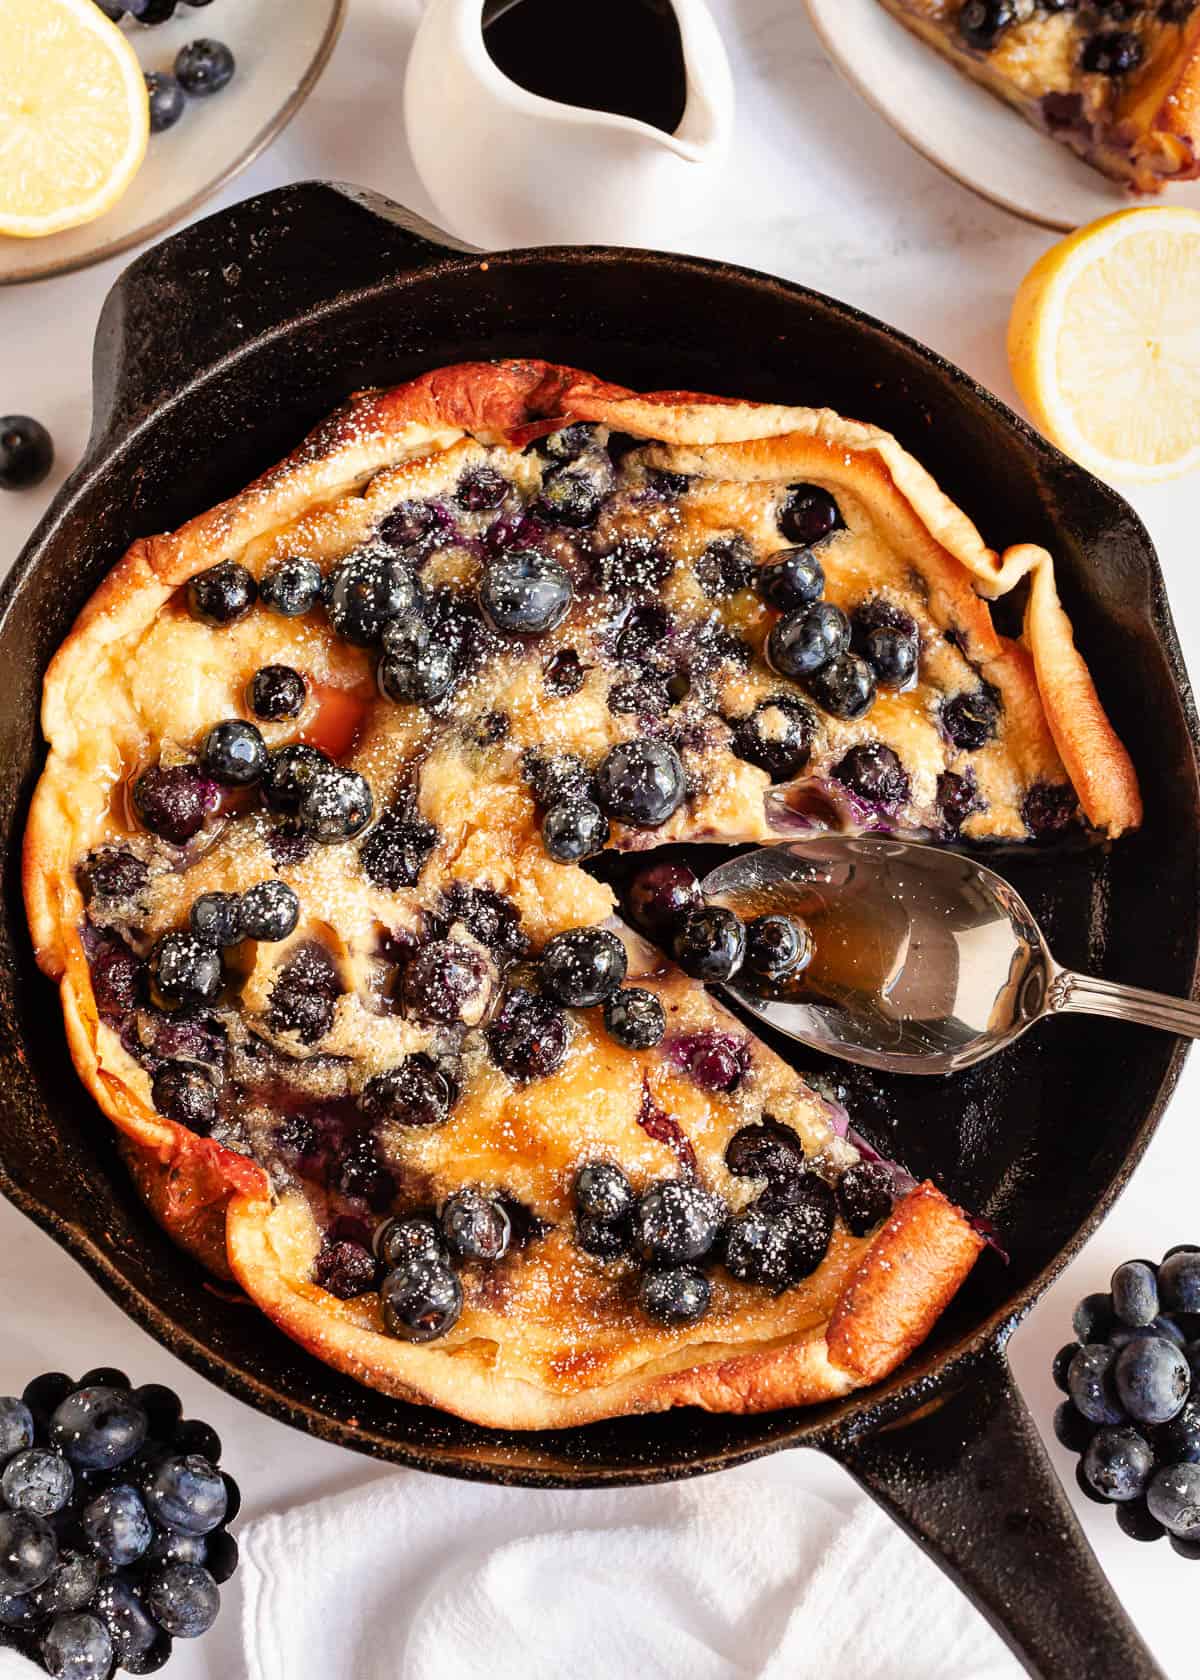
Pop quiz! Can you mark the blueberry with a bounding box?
[767,1174,836,1274]
[93,1576,161,1670]
[325,552,419,645]
[201,719,267,786]
[1067,1344,1125,1425]
[376,1217,444,1270]
[81,1484,153,1567]
[576,1215,630,1259]
[0,1510,57,1592]
[1074,1292,1116,1343]
[297,763,374,842]
[696,535,755,598]
[267,944,340,1043]
[486,986,569,1081]
[862,626,918,689]
[458,466,509,511]
[537,468,604,528]
[313,1237,377,1300]
[836,1160,894,1236]
[151,933,223,1009]
[205,1531,238,1585]
[175,37,236,96]
[1023,781,1077,837]
[1148,1462,1200,1539]
[20,1376,71,1430]
[778,484,841,546]
[543,647,587,696]
[360,803,438,890]
[132,1386,181,1439]
[0,416,54,491]
[261,742,329,816]
[627,861,703,936]
[523,752,595,809]
[51,1388,147,1471]
[1052,1343,1078,1394]
[1159,1249,1200,1313]
[360,1056,453,1128]
[832,742,910,810]
[768,601,849,680]
[1083,1426,1154,1502]
[724,1205,805,1292]
[1154,1397,1200,1463]
[543,798,610,862]
[146,70,185,132]
[442,883,528,964]
[248,664,307,721]
[1112,1260,1159,1327]
[540,927,627,1008]
[132,764,209,845]
[186,561,255,626]
[260,557,322,617]
[1116,1499,1166,1543]
[2,1449,72,1516]
[672,906,746,983]
[632,1182,724,1266]
[942,688,1000,751]
[0,1591,37,1628]
[725,1120,805,1184]
[332,1133,394,1210]
[730,696,816,782]
[143,1454,227,1537]
[145,1562,220,1638]
[755,547,824,613]
[441,1189,511,1261]
[402,940,492,1026]
[1082,29,1144,73]
[186,893,240,952]
[1114,1335,1190,1424]
[744,914,812,982]
[936,770,982,835]
[676,1030,746,1093]
[603,987,665,1049]
[541,423,597,462]
[240,879,300,942]
[378,616,456,706]
[479,549,573,635]
[640,1268,711,1327]
[41,1613,113,1680]
[138,0,179,17]
[79,847,150,909]
[615,604,670,664]
[172,1420,220,1463]
[0,1397,34,1461]
[1053,1400,1096,1454]
[380,1260,463,1341]
[807,653,877,720]
[959,0,1017,47]
[575,1162,634,1223]
[594,740,686,828]
[30,1551,100,1618]
[77,1367,129,1391]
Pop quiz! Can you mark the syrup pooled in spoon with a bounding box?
[482,0,688,135]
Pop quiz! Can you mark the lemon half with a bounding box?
[1008,207,1200,484]
[0,0,149,239]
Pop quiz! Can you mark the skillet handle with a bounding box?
[88,180,477,456]
[824,1343,1164,1680]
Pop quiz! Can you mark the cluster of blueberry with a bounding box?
[523,744,691,863]
[958,0,1188,75]
[144,40,236,134]
[628,856,812,991]
[368,1193,523,1341]
[1054,1248,1200,1550]
[0,1372,236,1677]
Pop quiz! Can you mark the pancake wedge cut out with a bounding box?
[877,0,1200,195]
[24,359,1140,1428]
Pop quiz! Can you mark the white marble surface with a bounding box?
[0,3,1198,1675]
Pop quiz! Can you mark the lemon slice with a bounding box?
[0,0,149,239]
[1008,208,1200,484]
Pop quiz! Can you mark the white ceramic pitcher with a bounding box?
[404,0,734,249]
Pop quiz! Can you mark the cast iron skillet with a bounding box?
[0,182,1195,1679]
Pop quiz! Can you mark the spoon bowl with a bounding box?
[704,837,1198,1074]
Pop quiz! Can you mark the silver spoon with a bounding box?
[702,836,1200,1076]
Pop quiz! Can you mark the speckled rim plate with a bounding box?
[0,0,346,287]
[803,0,1200,232]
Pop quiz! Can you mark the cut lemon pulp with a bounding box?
[1008,208,1200,484]
[0,0,149,239]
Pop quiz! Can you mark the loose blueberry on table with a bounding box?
[1053,1248,1200,1551]
[0,1370,237,1675]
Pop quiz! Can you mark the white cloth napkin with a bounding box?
[241,1452,1022,1680]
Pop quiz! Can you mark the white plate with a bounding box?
[803,0,1200,231]
[0,0,345,286]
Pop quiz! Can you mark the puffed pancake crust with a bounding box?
[24,359,1139,1429]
